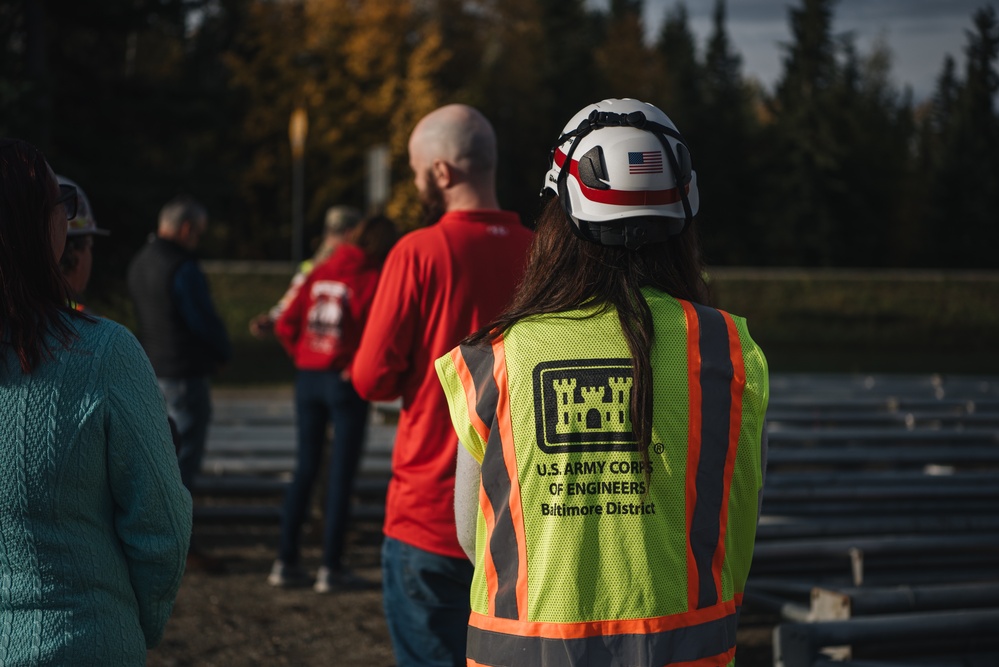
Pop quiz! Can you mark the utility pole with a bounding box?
[288,107,308,265]
[366,144,390,214]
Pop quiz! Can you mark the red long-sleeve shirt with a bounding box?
[352,209,533,558]
[276,243,382,371]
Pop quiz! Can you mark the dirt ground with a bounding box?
[148,519,776,667]
[147,519,394,667]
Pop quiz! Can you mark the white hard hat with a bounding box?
[542,98,698,248]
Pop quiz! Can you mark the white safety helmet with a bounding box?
[542,98,698,248]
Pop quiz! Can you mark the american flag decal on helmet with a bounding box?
[628,151,663,174]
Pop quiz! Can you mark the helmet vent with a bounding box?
[577,146,610,190]
[675,143,692,185]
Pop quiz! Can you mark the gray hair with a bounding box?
[159,195,207,233]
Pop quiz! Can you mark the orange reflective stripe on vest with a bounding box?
[456,336,528,620]
[682,300,747,610]
[466,595,741,667]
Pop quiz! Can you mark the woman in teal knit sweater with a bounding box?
[0,139,193,665]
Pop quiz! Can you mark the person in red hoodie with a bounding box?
[352,105,533,667]
[269,214,398,593]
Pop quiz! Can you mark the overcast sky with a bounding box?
[593,0,994,101]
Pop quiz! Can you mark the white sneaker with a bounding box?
[313,566,369,593]
[313,566,333,594]
[267,560,312,588]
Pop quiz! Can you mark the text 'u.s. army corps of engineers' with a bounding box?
[535,457,657,518]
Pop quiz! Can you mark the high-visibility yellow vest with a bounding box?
[436,288,769,667]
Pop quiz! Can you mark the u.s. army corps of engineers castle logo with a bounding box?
[532,358,638,453]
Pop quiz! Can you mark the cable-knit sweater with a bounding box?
[0,315,192,666]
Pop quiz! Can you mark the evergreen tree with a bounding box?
[907,57,952,267]
[0,0,50,145]
[695,0,762,265]
[2,0,248,279]
[460,0,549,221]
[649,2,702,131]
[928,6,999,267]
[536,0,604,120]
[933,55,961,135]
[595,0,653,100]
[761,0,844,265]
[829,35,913,266]
[428,0,488,104]
[460,0,603,223]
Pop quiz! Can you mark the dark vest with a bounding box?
[127,237,216,378]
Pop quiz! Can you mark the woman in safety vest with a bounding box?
[435,99,769,667]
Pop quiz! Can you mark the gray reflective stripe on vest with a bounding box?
[459,343,500,436]
[688,303,736,609]
[459,343,522,620]
[467,609,739,667]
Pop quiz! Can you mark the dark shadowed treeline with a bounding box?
[2,0,997,275]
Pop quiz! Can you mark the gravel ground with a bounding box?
[147,520,775,667]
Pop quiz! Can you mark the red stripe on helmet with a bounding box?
[554,148,688,206]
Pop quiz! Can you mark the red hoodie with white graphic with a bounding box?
[275,243,382,372]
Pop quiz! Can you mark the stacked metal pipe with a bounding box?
[749,375,999,667]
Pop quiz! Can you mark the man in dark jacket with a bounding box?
[127,195,231,501]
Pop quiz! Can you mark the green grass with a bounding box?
[92,265,999,385]
[709,269,999,374]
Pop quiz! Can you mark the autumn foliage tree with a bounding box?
[2,0,996,267]
[225,0,449,250]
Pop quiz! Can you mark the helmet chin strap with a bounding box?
[551,109,694,247]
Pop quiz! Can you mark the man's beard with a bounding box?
[420,174,445,226]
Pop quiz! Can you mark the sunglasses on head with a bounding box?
[56,184,78,220]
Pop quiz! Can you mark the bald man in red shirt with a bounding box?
[352,104,533,667]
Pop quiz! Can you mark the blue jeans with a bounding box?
[278,370,369,570]
[158,376,212,490]
[381,536,474,667]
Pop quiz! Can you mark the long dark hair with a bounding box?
[465,196,708,463]
[348,214,399,265]
[0,139,77,374]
